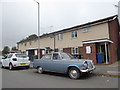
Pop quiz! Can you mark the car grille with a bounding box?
[88,62,93,69]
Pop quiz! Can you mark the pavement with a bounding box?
[94,61,120,77]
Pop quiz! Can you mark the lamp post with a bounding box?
[34,0,40,59]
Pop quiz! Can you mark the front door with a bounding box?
[100,43,110,63]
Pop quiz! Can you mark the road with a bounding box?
[1,67,118,88]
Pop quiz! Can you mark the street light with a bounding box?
[34,0,40,59]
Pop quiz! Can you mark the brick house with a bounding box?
[17,15,120,64]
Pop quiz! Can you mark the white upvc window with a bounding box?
[72,47,78,54]
[23,42,27,46]
[58,48,63,52]
[29,41,32,45]
[82,28,90,33]
[58,34,63,40]
[71,31,77,38]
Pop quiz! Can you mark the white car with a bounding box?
[1,53,30,70]
[0,56,3,64]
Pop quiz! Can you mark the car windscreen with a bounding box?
[15,54,28,58]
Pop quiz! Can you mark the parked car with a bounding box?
[0,56,3,64]
[1,53,30,70]
[33,52,96,79]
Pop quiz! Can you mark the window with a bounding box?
[71,31,77,38]
[34,40,37,43]
[15,54,28,58]
[53,53,60,60]
[86,46,92,54]
[42,54,51,59]
[23,42,27,46]
[72,47,78,54]
[7,54,13,58]
[29,41,32,45]
[58,48,63,52]
[83,28,90,33]
[61,52,73,60]
[58,34,63,40]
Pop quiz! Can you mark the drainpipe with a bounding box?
[105,42,108,64]
[54,33,55,51]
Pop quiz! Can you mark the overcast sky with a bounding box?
[0,0,120,51]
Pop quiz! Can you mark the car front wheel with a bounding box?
[37,67,43,74]
[68,67,81,79]
[1,65,4,68]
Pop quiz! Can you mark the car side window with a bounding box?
[53,53,60,60]
[7,54,13,58]
[42,54,51,60]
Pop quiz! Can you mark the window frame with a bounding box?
[72,47,79,54]
[82,28,90,33]
[71,31,77,38]
[58,33,63,40]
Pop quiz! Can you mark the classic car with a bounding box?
[33,52,95,79]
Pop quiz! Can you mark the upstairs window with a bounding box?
[29,41,32,45]
[71,31,77,38]
[82,28,90,33]
[23,42,27,46]
[58,34,63,40]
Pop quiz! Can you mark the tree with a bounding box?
[26,34,37,40]
[20,34,38,42]
[11,46,18,51]
[2,46,10,55]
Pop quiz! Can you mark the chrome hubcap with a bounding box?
[70,70,78,78]
[38,67,43,73]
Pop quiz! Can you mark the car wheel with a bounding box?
[9,63,13,70]
[37,67,43,74]
[1,65,4,68]
[68,67,81,79]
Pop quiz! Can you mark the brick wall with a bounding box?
[83,43,97,64]
[63,48,72,54]
[108,19,120,63]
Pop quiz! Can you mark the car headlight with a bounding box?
[83,61,88,68]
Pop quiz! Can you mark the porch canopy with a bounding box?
[82,39,113,64]
[82,39,113,44]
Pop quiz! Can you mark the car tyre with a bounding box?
[9,63,13,70]
[1,65,4,68]
[68,67,81,79]
[37,67,43,74]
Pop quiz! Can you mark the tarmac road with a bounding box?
[1,67,119,88]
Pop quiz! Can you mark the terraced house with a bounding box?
[17,15,120,64]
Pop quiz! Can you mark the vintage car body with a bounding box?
[33,52,95,79]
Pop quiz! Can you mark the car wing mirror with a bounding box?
[2,57,5,59]
[2,56,7,59]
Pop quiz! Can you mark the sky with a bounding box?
[0,0,120,51]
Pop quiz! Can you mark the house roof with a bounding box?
[17,15,118,44]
